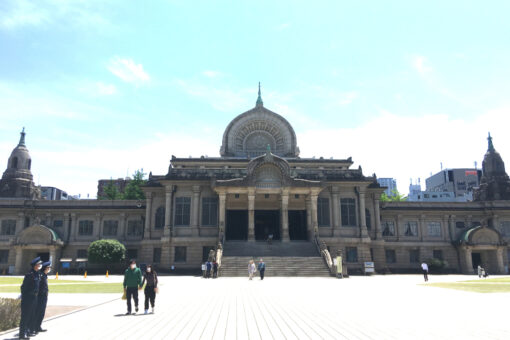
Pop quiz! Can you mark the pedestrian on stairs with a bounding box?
[258,258,266,280]
[248,259,256,280]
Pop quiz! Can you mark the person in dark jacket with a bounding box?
[212,261,218,278]
[19,257,42,339]
[32,261,51,334]
[141,264,158,314]
[123,259,142,315]
[258,258,266,280]
[206,261,212,278]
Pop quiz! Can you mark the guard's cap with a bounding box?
[41,261,52,269]
[30,257,42,266]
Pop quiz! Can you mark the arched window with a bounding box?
[11,157,18,169]
[28,159,31,170]
[365,209,371,230]
[154,206,165,229]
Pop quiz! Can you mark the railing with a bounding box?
[314,234,335,276]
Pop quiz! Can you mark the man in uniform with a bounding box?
[32,261,51,334]
[19,257,42,339]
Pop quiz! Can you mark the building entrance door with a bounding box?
[226,210,248,240]
[37,252,50,262]
[471,252,482,269]
[289,210,307,240]
[255,210,280,241]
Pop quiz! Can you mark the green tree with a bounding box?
[100,179,122,200]
[88,239,126,264]
[380,189,408,202]
[121,169,147,200]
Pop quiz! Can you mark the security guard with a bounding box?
[32,261,51,334]
[19,257,42,339]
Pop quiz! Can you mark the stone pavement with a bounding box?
[2,275,510,340]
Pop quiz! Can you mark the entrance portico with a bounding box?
[458,225,506,274]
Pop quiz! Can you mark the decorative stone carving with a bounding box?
[16,225,61,245]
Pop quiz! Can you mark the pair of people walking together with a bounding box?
[123,260,158,315]
[248,259,266,280]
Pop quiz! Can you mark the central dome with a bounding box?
[220,86,299,158]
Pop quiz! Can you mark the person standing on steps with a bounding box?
[142,264,158,314]
[206,260,212,278]
[258,258,266,280]
[32,261,51,334]
[421,261,429,282]
[213,261,218,278]
[123,259,143,315]
[19,257,42,339]
[248,259,256,280]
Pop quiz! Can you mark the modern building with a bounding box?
[377,178,397,197]
[426,168,482,197]
[0,91,509,276]
[41,187,72,201]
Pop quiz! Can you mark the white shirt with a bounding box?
[421,263,428,271]
[201,264,206,270]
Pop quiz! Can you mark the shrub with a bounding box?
[88,239,126,265]
[426,258,449,272]
[0,298,21,331]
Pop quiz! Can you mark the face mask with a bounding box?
[130,264,135,269]
[147,268,151,272]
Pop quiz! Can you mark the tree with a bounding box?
[88,239,126,264]
[380,189,408,202]
[122,169,147,200]
[100,179,122,200]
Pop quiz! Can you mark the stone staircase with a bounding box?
[220,241,332,277]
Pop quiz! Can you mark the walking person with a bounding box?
[421,261,429,282]
[142,264,158,314]
[248,259,256,280]
[258,258,266,280]
[19,257,42,339]
[201,263,206,278]
[32,261,51,334]
[213,261,218,278]
[477,265,483,278]
[123,259,142,315]
[206,261,212,278]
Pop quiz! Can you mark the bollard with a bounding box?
[55,272,59,280]
[106,270,109,278]
[84,271,87,279]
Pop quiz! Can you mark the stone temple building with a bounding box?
[0,89,509,275]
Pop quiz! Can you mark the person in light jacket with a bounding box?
[248,259,256,280]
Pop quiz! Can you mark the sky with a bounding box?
[1,1,510,198]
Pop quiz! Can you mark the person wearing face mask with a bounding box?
[19,256,42,339]
[141,264,158,314]
[123,259,142,315]
[32,261,51,335]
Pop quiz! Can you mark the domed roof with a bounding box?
[220,84,299,158]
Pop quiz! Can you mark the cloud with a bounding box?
[412,55,433,75]
[95,82,117,95]
[202,70,222,78]
[107,56,150,86]
[0,0,48,29]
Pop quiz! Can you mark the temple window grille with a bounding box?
[175,197,191,226]
[202,197,218,226]
[340,198,356,226]
[78,220,94,235]
[317,197,330,227]
[154,206,165,229]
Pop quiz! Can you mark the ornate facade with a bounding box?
[0,91,509,275]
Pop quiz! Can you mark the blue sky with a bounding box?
[1,1,510,197]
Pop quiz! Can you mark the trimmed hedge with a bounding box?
[0,297,21,332]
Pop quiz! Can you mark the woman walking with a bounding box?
[142,264,158,314]
[248,259,256,280]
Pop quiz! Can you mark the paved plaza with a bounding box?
[1,275,510,340]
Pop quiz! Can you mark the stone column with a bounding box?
[144,192,153,240]
[63,213,70,241]
[164,186,173,237]
[218,192,226,242]
[248,189,255,241]
[448,215,456,242]
[281,190,290,241]
[395,214,401,241]
[358,188,368,238]
[191,185,201,237]
[464,248,473,274]
[71,213,78,241]
[306,197,312,235]
[374,198,382,239]
[14,247,23,275]
[49,247,57,264]
[17,212,24,232]
[492,214,500,230]
[310,193,318,240]
[419,214,425,241]
[119,213,126,240]
[95,213,102,239]
[496,247,505,274]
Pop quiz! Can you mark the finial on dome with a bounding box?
[256,82,263,107]
[18,127,26,147]
[488,132,495,152]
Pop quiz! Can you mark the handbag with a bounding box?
[121,290,126,300]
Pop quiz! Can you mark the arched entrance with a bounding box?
[457,226,506,274]
[14,224,63,274]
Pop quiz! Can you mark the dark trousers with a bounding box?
[144,286,156,310]
[32,293,48,331]
[423,270,428,281]
[19,294,37,335]
[126,287,139,312]
[260,269,265,280]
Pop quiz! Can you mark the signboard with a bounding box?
[364,261,375,273]
[61,262,70,269]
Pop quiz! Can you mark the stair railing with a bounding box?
[314,234,335,276]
